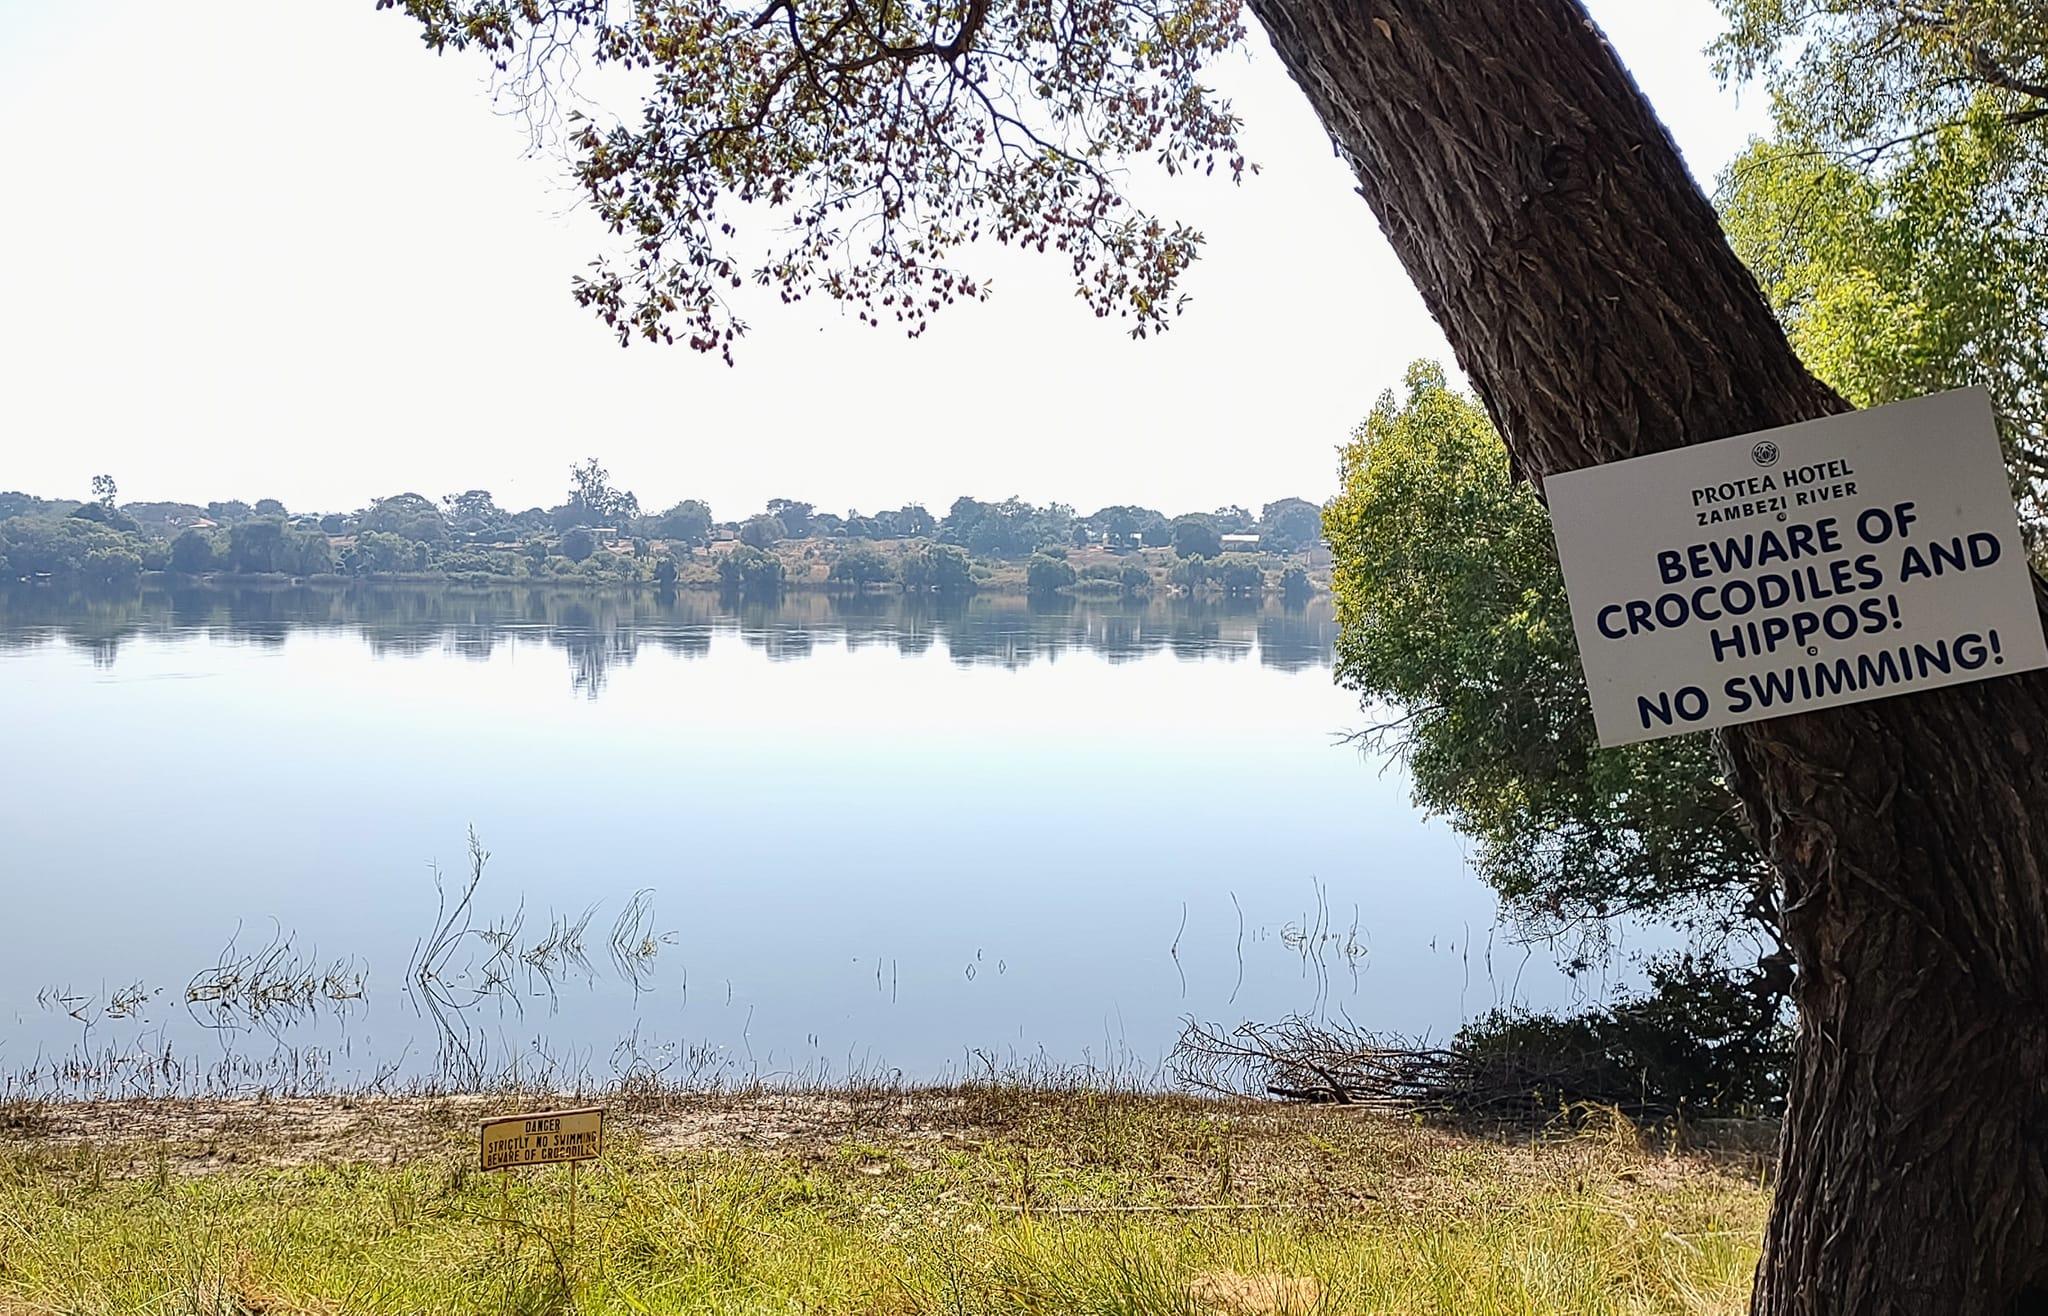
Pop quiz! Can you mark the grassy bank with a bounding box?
[0,1086,1768,1315]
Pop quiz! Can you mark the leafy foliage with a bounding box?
[940,496,1074,559]
[1716,9,2048,528]
[0,476,1320,596]
[1258,497,1322,552]
[442,489,510,537]
[0,493,74,521]
[226,519,331,575]
[1080,504,1163,548]
[382,0,1248,359]
[765,500,815,539]
[1025,551,1076,595]
[169,528,218,575]
[656,498,716,546]
[69,501,140,534]
[1712,1,2048,165]
[359,493,449,541]
[0,516,142,587]
[717,544,787,595]
[345,531,431,574]
[1324,362,1771,946]
[1168,514,1220,559]
[885,504,937,539]
[828,543,895,586]
[901,542,975,594]
[1207,503,1254,534]
[1456,954,1792,1119]
[566,457,641,527]
[740,513,787,548]
[560,526,599,562]
[1208,552,1262,595]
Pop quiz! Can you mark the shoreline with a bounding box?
[0,1084,1773,1314]
[3,1082,1781,1173]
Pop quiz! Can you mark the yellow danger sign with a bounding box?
[479,1106,604,1171]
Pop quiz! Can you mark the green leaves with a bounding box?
[1325,363,1768,944]
[1712,0,2048,159]
[1714,1,2048,537]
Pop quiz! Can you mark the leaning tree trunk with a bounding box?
[1241,0,2048,1310]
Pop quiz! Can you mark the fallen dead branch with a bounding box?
[1169,1015,1668,1126]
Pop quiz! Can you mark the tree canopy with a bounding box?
[381,0,1249,359]
[359,493,448,541]
[1167,515,1221,560]
[1715,1,2048,530]
[655,498,716,545]
[1258,497,1322,552]
[565,457,641,526]
[1712,1,2048,163]
[1325,363,1775,962]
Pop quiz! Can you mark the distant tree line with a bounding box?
[0,466,1327,601]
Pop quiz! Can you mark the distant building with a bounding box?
[1219,533,1262,552]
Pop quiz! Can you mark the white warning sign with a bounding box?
[1546,388,2047,746]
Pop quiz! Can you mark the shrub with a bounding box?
[1455,956,1791,1119]
[717,545,785,596]
[1026,552,1077,596]
[560,527,597,562]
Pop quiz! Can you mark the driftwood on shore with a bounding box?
[1168,1015,1669,1126]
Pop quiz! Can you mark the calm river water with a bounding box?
[0,582,1607,1095]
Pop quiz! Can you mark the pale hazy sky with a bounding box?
[0,1,1766,520]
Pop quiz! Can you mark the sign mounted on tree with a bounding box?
[1548,388,2047,747]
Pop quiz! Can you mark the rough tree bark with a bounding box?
[1240,1,2048,1311]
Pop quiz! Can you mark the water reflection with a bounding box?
[0,576,1598,1095]
[0,581,1337,696]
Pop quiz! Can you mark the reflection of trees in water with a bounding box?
[1085,611,1154,663]
[565,627,640,698]
[0,586,160,664]
[828,591,894,653]
[653,626,713,661]
[444,625,499,663]
[1257,607,1339,673]
[743,624,815,663]
[1,581,1334,693]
